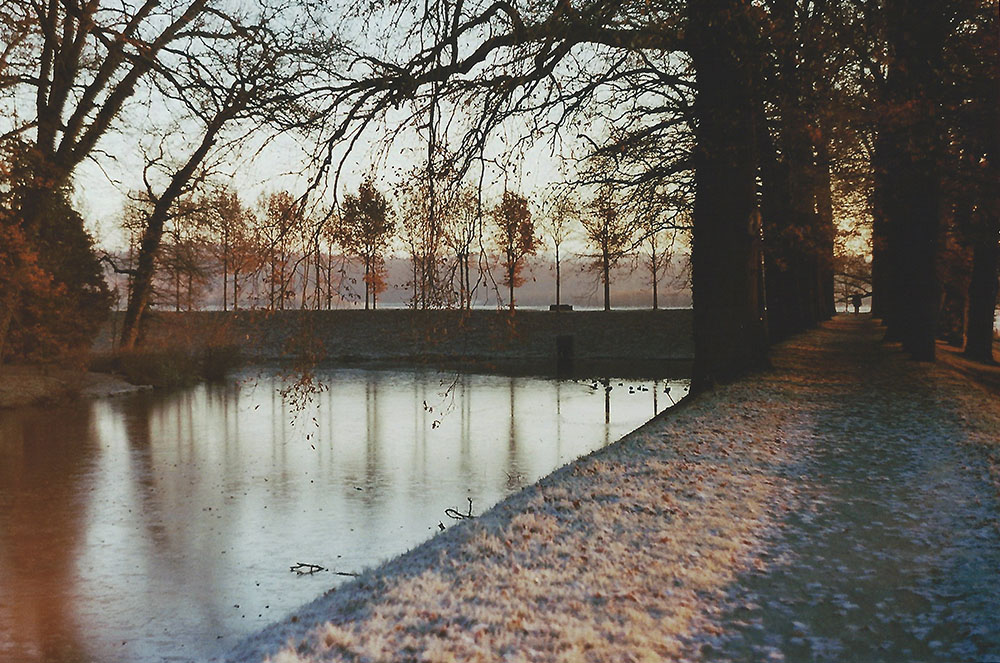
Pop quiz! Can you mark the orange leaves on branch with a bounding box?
[492,189,538,290]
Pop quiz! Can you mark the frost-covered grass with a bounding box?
[225,316,1000,662]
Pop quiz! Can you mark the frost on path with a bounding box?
[694,318,1000,662]
[226,317,1000,663]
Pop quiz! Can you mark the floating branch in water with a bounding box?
[289,562,327,575]
[289,563,359,577]
[445,497,475,521]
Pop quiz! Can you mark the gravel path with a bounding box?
[226,316,1000,663]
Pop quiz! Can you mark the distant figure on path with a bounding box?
[851,294,862,314]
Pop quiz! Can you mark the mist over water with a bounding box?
[0,367,687,663]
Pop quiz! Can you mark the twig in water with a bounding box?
[289,562,327,575]
[444,497,475,520]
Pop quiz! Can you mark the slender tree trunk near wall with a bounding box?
[554,244,561,308]
[651,242,659,310]
[300,254,309,309]
[464,254,471,309]
[327,255,334,310]
[411,258,418,308]
[508,265,515,311]
[269,259,277,310]
[233,269,241,310]
[278,253,286,310]
[964,228,999,363]
[364,256,371,310]
[603,253,611,311]
[222,234,229,312]
[689,0,769,390]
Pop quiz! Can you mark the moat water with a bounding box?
[0,367,687,662]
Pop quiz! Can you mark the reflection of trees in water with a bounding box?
[0,406,94,661]
[458,373,473,483]
[363,372,380,507]
[555,380,563,466]
[120,391,234,634]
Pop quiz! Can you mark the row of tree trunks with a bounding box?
[689,0,769,390]
[759,0,835,343]
[873,0,950,361]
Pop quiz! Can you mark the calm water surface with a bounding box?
[0,368,687,663]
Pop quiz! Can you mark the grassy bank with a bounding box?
[88,344,245,388]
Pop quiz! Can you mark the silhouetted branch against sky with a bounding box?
[297,1,695,202]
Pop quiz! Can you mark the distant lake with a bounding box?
[0,367,688,663]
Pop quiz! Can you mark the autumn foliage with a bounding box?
[492,190,538,310]
[0,143,112,364]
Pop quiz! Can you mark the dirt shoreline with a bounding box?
[0,365,150,409]
[223,315,1000,663]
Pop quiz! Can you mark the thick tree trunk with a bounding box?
[870,213,886,320]
[757,0,824,338]
[120,125,220,349]
[758,115,796,342]
[689,0,768,390]
[120,214,167,350]
[814,136,837,319]
[879,0,948,360]
[964,228,999,363]
[871,132,899,331]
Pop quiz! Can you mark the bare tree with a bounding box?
[581,185,634,311]
[115,0,328,347]
[291,0,780,386]
[258,191,307,311]
[398,168,447,308]
[1,0,223,355]
[199,185,261,311]
[443,185,483,309]
[341,178,396,310]
[540,192,580,309]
